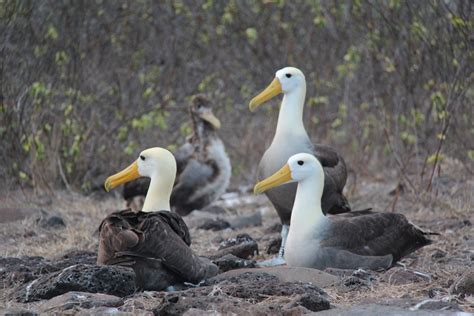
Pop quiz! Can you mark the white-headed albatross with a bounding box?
[123,94,231,216]
[254,153,435,270]
[98,147,218,290]
[249,67,350,263]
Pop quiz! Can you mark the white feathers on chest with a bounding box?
[190,138,231,202]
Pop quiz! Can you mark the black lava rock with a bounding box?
[153,272,329,315]
[198,218,231,231]
[213,254,256,272]
[15,264,136,302]
[215,234,258,259]
[288,293,331,312]
[1,251,97,287]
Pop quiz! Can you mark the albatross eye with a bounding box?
[140,155,146,161]
[297,160,304,166]
[286,73,292,78]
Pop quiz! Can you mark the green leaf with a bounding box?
[427,153,443,164]
[245,27,258,44]
[19,171,29,181]
[46,25,58,40]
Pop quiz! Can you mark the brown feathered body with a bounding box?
[98,209,217,290]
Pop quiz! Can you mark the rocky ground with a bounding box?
[0,158,473,315]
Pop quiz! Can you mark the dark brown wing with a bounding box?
[322,212,433,262]
[97,210,216,285]
[313,143,351,214]
[152,210,191,246]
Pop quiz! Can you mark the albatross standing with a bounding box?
[249,67,350,262]
[254,153,434,270]
[123,94,231,216]
[98,147,218,290]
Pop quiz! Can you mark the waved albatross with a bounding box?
[98,147,218,290]
[249,67,350,262]
[123,94,231,216]
[254,153,435,270]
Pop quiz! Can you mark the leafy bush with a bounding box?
[0,0,472,191]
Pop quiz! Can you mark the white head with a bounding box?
[249,66,306,112]
[104,147,177,212]
[275,67,306,94]
[254,153,324,194]
[136,148,177,181]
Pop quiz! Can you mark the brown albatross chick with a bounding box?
[99,147,218,290]
[123,94,231,216]
[254,153,436,270]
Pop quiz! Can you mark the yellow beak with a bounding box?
[249,77,282,112]
[200,111,221,129]
[104,160,140,192]
[254,164,292,194]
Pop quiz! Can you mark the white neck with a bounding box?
[289,175,326,237]
[142,173,172,212]
[274,84,308,139]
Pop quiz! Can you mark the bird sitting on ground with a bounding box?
[254,153,436,270]
[123,94,231,216]
[98,147,218,290]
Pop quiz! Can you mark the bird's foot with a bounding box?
[257,256,286,267]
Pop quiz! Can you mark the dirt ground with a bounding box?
[0,157,472,314]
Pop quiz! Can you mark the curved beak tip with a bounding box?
[253,185,260,195]
[104,178,112,192]
[248,101,257,112]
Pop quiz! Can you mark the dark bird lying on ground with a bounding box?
[98,147,218,290]
[254,153,436,270]
[123,94,231,216]
[249,67,351,264]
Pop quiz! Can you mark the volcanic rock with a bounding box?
[215,233,258,259]
[198,218,231,231]
[153,271,330,315]
[15,264,136,302]
[213,254,256,272]
[0,251,97,287]
[38,291,124,312]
